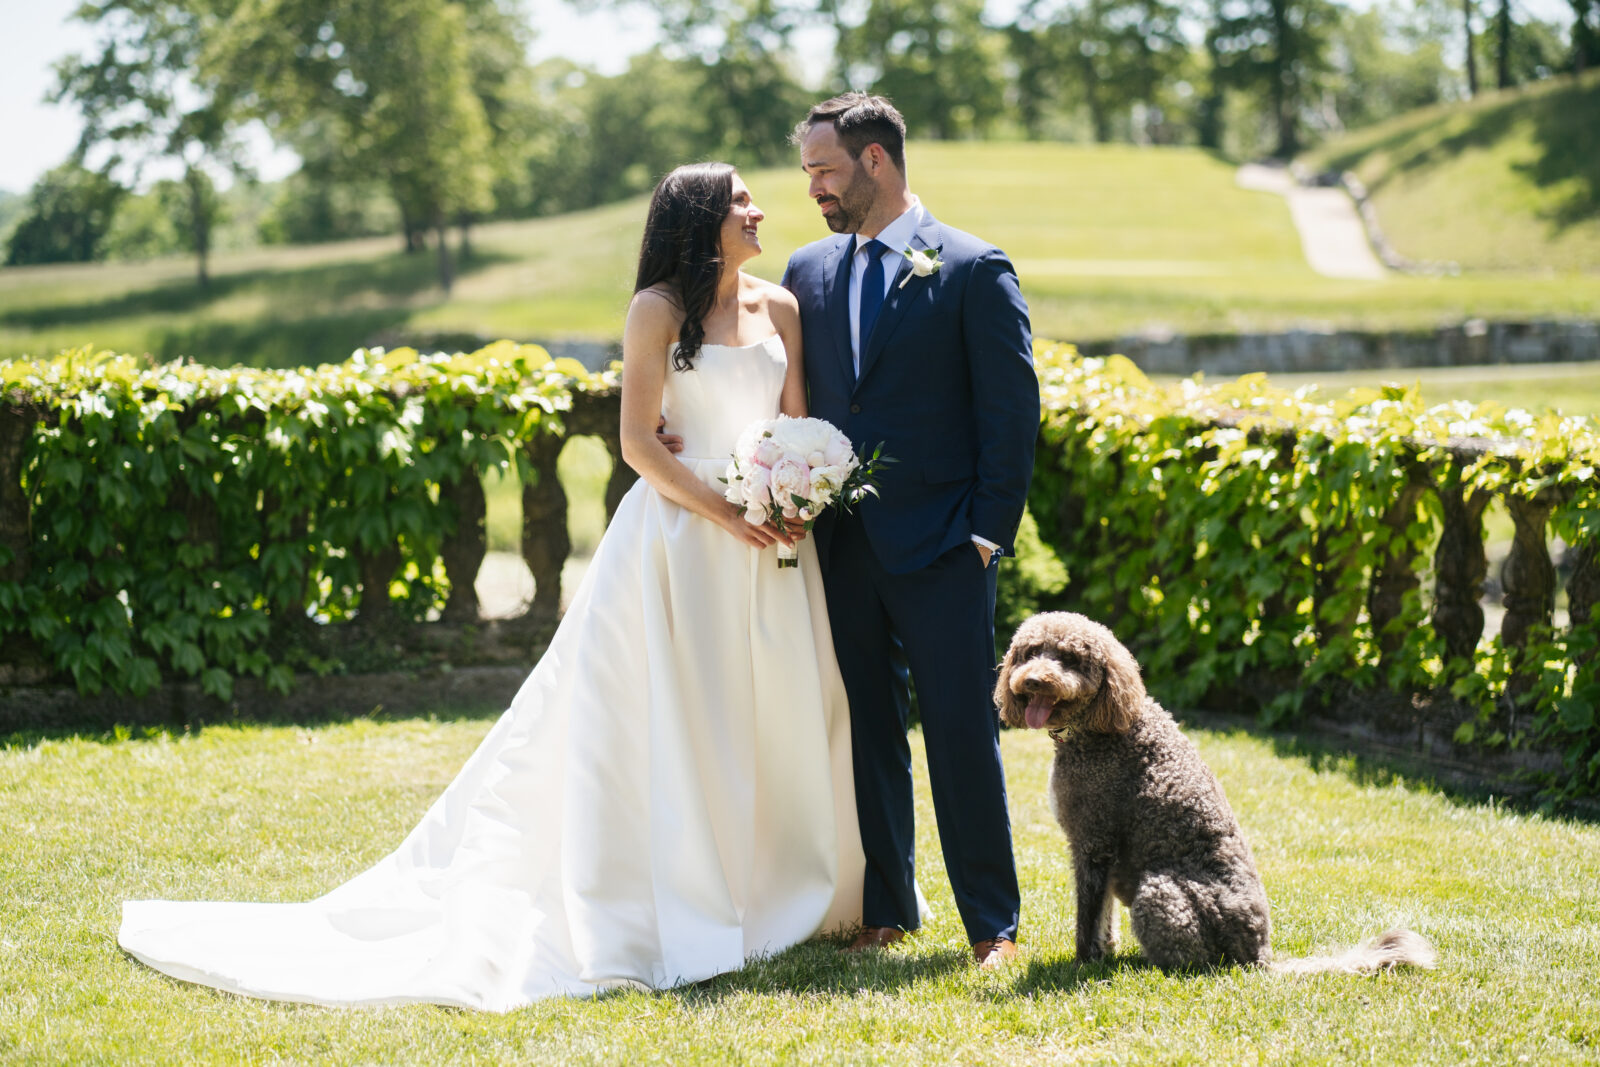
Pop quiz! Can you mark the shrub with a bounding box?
[1026,342,1600,799]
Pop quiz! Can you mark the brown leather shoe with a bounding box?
[844,925,906,953]
[972,936,1018,969]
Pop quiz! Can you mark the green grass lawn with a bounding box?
[3,140,1597,369]
[1164,359,1600,420]
[3,715,1597,1064]
[1302,70,1600,273]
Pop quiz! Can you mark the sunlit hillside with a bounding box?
[3,140,1599,367]
[1302,70,1600,273]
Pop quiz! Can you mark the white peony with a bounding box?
[808,463,847,501]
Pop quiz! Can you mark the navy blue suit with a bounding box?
[782,209,1038,943]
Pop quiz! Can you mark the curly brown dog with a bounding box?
[996,611,1436,975]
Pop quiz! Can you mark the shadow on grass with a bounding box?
[144,308,413,368]
[670,937,974,1002]
[1009,952,1161,995]
[0,247,516,366]
[1185,712,1600,825]
[1319,73,1600,237]
[668,941,1167,1006]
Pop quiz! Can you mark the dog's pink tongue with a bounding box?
[1024,695,1055,730]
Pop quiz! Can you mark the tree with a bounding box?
[1326,4,1456,132]
[581,0,814,166]
[1473,7,1568,84]
[1570,0,1600,72]
[1463,0,1480,95]
[1495,0,1513,87]
[573,50,719,201]
[1010,0,1189,143]
[0,191,25,248]
[830,0,1007,139]
[256,170,399,245]
[1207,0,1340,156]
[207,0,499,291]
[104,182,184,260]
[4,163,126,266]
[52,0,245,286]
[453,0,539,249]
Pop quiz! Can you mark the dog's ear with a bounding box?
[993,640,1024,728]
[1086,631,1146,733]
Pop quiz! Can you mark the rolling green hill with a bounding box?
[2,140,1598,367]
[1302,70,1600,273]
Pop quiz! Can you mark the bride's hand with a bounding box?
[720,513,801,550]
[721,512,781,549]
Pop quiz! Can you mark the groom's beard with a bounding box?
[820,168,877,234]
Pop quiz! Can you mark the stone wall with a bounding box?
[1079,320,1600,378]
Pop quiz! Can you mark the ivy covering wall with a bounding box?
[0,344,617,702]
[1027,342,1599,800]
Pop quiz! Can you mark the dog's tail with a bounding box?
[1268,928,1436,976]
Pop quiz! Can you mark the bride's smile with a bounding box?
[722,175,765,261]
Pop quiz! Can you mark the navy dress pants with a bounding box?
[821,510,1021,944]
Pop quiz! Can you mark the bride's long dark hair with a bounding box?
[634,162,736,371]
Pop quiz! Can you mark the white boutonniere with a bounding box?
[897,245,944,288]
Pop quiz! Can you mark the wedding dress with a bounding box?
[119,336,865,1011]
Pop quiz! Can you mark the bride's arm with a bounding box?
[772,288,808,419]
[618,291,790,550]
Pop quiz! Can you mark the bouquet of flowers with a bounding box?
[722,416,888,568]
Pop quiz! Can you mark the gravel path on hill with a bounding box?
[1236,162,1387,281]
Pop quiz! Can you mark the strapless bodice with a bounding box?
[661,335,787,460]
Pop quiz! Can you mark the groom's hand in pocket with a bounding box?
[655,416,684,454]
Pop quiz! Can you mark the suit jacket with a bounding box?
[782,209,1039,575]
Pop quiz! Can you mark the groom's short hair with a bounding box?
[794,93,907,174]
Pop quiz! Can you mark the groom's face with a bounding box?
[800,122,878,235]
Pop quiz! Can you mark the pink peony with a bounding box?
[769,457,811,518]
[744,464,773,505]
[754,436,784,468]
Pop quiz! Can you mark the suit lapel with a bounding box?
[821,237,855,388]
[856,215,945,388]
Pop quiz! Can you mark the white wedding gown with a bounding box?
[119,336,865,1011]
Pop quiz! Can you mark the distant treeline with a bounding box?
[6,0,1597,288]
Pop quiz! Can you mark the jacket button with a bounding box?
[850,403,861,414]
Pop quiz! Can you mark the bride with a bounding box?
[118,163,866,1011]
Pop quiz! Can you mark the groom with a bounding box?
[781,94,1040,968]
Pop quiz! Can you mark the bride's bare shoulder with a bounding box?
[626,284,684,341]
[630,283,683,317]
[741,273,798,324]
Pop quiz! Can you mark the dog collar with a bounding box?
[1048,727,1071,745]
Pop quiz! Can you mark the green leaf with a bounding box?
[200,668,233,702]
[265,663,295,695]
[172,642,206,677]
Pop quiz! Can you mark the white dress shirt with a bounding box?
[845,198,1001,561]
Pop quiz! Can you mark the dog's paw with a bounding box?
[1076,938,1112,963]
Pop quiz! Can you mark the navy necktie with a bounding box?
[857,238,888,372]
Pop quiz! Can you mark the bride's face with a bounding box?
[719,175,765,266]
